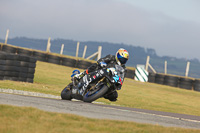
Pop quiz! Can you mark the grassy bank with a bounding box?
[0,105,199,133]
[0,61,200,116]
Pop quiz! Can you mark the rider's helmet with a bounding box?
[116,48,129,65]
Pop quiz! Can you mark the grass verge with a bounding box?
[0,105,199,133]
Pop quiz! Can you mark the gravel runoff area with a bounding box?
[0,88,61,99]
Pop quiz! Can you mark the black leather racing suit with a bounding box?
[84,54,126,101]
[88,54,125,73]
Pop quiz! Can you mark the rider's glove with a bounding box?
[99,62,107,68]
[74,71,86,80]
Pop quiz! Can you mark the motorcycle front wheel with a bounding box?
[83,84,108,103]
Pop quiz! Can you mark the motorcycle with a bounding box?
[61,64,124,103]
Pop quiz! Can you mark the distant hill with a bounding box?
[1,37,200,78]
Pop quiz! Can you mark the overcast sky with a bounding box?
[0,0,200,60]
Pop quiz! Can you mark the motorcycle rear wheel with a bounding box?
[61,83,72,100]
[83,85,108,103]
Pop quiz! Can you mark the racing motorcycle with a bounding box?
[61,64,124,103]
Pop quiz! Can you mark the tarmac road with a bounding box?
[0,93,200,129]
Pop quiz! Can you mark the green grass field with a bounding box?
[0,105,199,133]
[1,61,200,132]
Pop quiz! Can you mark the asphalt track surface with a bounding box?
[0,93,200,129]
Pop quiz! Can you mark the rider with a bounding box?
[75,48,129,101]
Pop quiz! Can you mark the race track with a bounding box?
[0,93,200,129]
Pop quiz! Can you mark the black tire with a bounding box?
[0,70,4,76]
[155,73,165,84]
[125,69,135,79]
[4,66,21,72]
[0,53,6,59]
[19,72,28,78]
[0,65,5,71]
[47,54,61,65]
[29,63,36,68]
[19,55,30,62]
[164,75,179,87]
[20,67,29,73]
[0,60,6,65]
[47,59,61,65]
[178,78,193,90]
[26,78,34,83]
[27,73,34,79]
[4,71,19,77]
[61,57,76,67]
[0,76,4,80]
[28,68,35,74]
[194,79,200,92]
[5,60,20,66]
[3,76,18,81]
[29,57,37,63]
[20,61,30,67]
[83,85,108,103]
[0,44,2,51]
[18,77,27,82]
[32,51,47,62]
[17,48,33,56]
[76,60,93,69]
[47,54,60,59]
[61,84,73,100]
[6,54,20,60]
[2,45,17,53]
[148,72,156,83]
